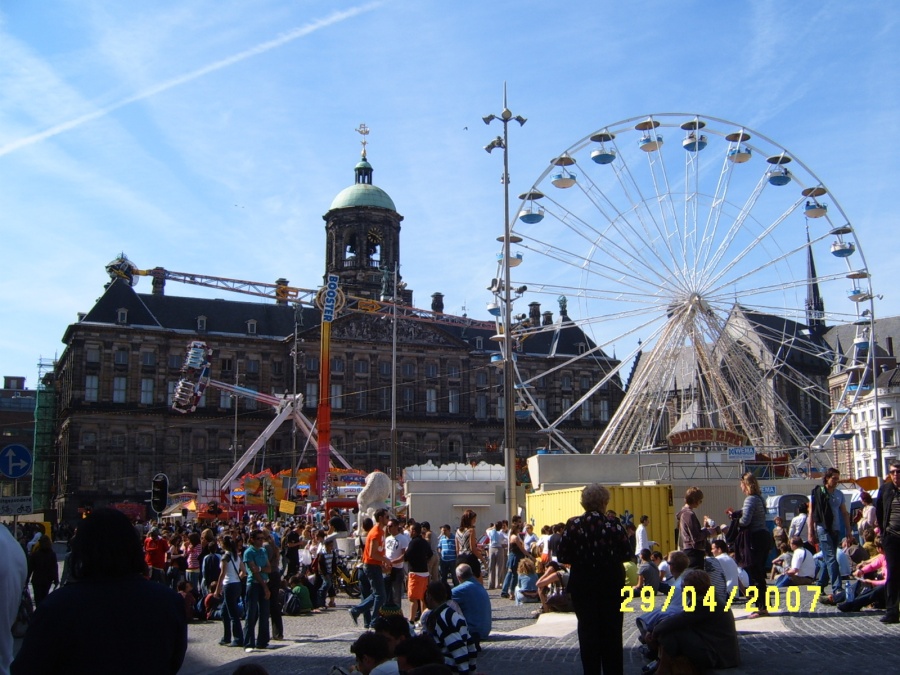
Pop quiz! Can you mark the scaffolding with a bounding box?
[32,358,56,514]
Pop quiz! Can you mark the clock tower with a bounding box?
[323,125,408,302]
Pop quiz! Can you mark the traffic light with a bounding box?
[150,473,169,514]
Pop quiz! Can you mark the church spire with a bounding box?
[806,224,825,335]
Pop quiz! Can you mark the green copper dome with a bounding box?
[329,183,396,211]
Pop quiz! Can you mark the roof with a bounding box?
[328,183,396,211]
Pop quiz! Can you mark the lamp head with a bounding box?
[482,114,496,125]
[514,115,527,126]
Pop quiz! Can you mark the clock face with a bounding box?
[367,228,383,244]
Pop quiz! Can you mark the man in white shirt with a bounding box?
[710,539,742,595]
[775,536,817,587]
[385,519,409,610]
[635,515,657,558]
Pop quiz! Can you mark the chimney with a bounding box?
[150,267,166,295]
[888,336,894,358]
[431,292,444,314]
[529,302,541,325]
[542,311,553,326]
[77,312,86,322]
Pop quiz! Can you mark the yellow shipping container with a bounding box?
[526,484,676,556]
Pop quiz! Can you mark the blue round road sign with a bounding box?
[1,444,33,479]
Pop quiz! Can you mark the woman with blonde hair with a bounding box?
[514,557,539,604]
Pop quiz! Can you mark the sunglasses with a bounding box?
[890,470,900,475]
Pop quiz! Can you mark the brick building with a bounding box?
[50,150,621,522]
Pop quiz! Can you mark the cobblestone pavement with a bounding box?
[176,586,898,675]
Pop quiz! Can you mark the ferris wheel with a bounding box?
[506,113,875,456]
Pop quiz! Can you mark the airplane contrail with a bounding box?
[0,3,381,158]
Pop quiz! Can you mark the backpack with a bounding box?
[12,587,33,638]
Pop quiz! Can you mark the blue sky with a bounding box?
[1,0,898,385]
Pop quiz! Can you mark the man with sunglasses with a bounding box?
[242,530,272,651]
[876,460,900,624]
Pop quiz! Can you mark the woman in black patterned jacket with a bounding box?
[557,484,632,675]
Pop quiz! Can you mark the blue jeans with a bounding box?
[242,581,271,649]
[317,576,333,608]
[353,564,385,626]
[501,566,519,596]
[221,581,243,644]
[356,566,373,627]
[816,527,843,598]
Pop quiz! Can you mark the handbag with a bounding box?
[12,587,33,639]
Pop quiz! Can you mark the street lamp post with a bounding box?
[484,84,526,522]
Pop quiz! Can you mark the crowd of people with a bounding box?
[4,462,900,675]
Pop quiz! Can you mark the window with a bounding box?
[305,383,318,408]
[475,337,483,350]
[561,398,572,415]
[139,351,155,367]
[356,389,367,412]
[116,308,128,324]
[168,353,183,369]
[246,359,260,374]
[272,360,284,377]
[536,397,547,415]
[167,381,176,406]
[112,377,127,403]
[197,389,206,408]
[331,357,344,373]
[402,388,414,412]
[599,399,610,422]
[244,388,257,410]
[883,429,895,447]
[497,396,505,419]
[379,361,391,377]
[306,357,319,372]
[425,363,438,379]
[81,431,97,448]
[447,364,460,379]
[379,387,391,412]
[86,347,101,363]
[331,384,343,409]
[220,357,233,373]
[140,378,154,404]
[580,376,591,390]
[220,391,232,409]
[476,371,488,387]
[80,460,95,488]
[355,359,369,375]
[197,315,207,332]
[246,320,257,335]
[881,408,894,419]
[426,388,438,413]
[561,375,572,390]
[448,389,460,414]
[84,375,99,402]
[475,394,487,419]
[136,432,154,450]
[401,362,415,378]
[114,349,129,365]
[580,400,592,421]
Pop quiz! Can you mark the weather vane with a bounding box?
[355,123,369,157]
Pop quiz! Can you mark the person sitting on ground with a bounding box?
[774,536,817,588]
[204,580,223,620]
[772,516,789,549]
[450,564,492,645]
[652,551,670,583]
[838,536,887,613]
[350,631,399,675]
[372,615,415,652]
[514,558,540,605]
[177,580,197,621]
[534,560,573,617]
[646,570,741,675]
[283,574,314,615]
[393,634,446,674]
[634,548,661,593]
[769,543,792,579]
[701,540,728,603]
[422,581,476,674]
[636,551,690,640]
[710,539,742,596]
[623,557,638,587]
[11,508,188,675]
[860,526,878,560]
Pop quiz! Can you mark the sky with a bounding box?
[1,0,899,386]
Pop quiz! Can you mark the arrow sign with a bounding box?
[0,444,33,479]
